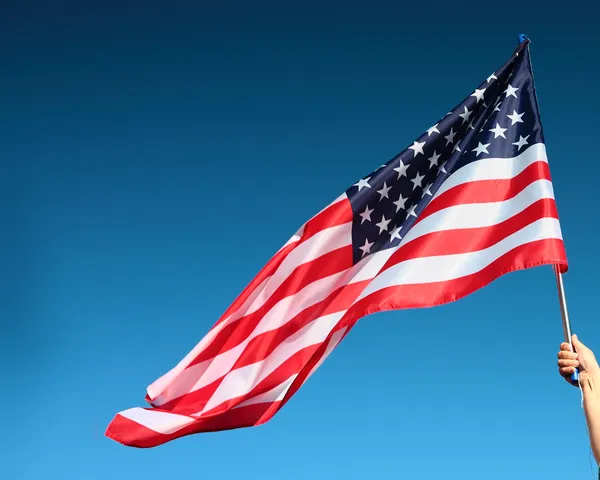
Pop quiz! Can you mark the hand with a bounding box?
[557,334,600,387]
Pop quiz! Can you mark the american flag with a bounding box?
[106,38,568,448]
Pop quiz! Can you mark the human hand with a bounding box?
[557,334,600,388]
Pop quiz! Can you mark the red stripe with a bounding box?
[383,198,559,273]
[342,238,567,325]
[106,401,283,448]
[188,245,353,368]
[419,161,551,222]
[158,280,369,412]
[302,197,353,241]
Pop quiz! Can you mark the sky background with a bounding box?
[3,1,600,479]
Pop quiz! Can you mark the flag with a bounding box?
[106,38,568,448]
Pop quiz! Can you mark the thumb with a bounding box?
[572,334,588,353]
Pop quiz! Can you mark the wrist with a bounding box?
[582,368,600,394]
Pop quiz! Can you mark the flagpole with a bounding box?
[516,33,578,385]
[554,264,578,384]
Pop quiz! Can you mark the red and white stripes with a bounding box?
[106,142,567,447]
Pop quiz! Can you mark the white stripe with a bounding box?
[232,374,299,409]
[197,311,345,414]
[404,179,555,247]
[119,408,195,435]
[358,217,562,301]
[434,143,547,199]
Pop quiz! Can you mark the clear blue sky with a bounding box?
[4,1,600,478]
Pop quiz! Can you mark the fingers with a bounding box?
[557,349,578,361]
[558,358,579,368]
[557,353,579,377]
[559,366,577,377]
[560,342,573,352]
[557,348,579,383]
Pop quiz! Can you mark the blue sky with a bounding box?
[4,1,600,478]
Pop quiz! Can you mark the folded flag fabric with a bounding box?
[106,38,568,448]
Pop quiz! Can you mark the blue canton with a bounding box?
[345,40,545,264]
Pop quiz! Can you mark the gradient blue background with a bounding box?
[4,1,600,479]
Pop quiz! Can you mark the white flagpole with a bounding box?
[554,264,578,384]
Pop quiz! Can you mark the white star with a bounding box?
[504,84,519,98]
[453,143,461,153]
[472,142,491,156]
[459,106,473,124]
[411,171,425,190]
[487,73,497,83]
[375,215,391,234]
[482,101,489,108]
[467,120,476,130]
[427,124,440,136]
[406,204,418,218]
[422,183,433,196]
[428,150,441,167]
[493,101,502,112]
[359,205,374,224]
[409,140,426,157]
[440,161,447,173]
[354,177,371,191]
[359,238,374,257]
[512,134,530,151]
[393,194,408,213]
[388,226,402,242]
[444,111,452,117]
[489,123,507,139]
[394,160,409,179]
[375,164,387,170]
[506,110,525,125]
[444,128,456,146]
[376,181,392,200]
[471,88,486,103]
